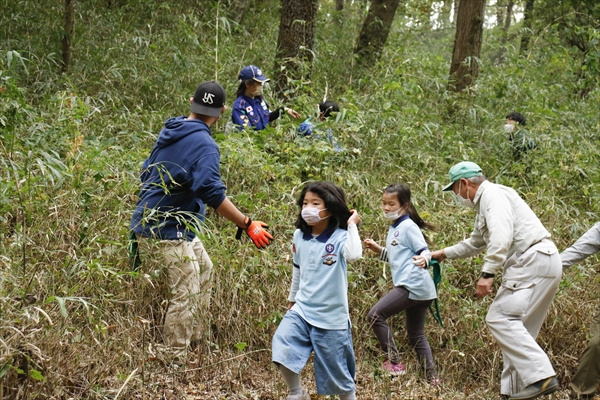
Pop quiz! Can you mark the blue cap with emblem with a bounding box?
[238,65,270,83]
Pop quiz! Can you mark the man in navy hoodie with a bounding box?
[130,81,273,357]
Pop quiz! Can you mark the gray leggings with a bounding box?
[367,286,437,377]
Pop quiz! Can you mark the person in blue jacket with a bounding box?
[231,65,300,131]
[130,81,273,358]
[297,100,342,151]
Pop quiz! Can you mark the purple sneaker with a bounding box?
[382,360,406,375]
[428,376,442,386]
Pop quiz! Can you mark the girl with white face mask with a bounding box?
[273,181,362,400]
[363,183,440,384]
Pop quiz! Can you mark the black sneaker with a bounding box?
[510,377,559,400]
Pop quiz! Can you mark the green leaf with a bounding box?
[46,296,68,318]
[29,369,46,381]
[234,342,247,351]
[0,363,11,379]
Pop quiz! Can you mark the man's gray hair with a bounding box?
[467,175,487,185]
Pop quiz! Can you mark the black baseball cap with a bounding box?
[190,81,226,117]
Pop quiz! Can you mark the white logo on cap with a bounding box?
[256,68,262,76]
[202,93,215,104]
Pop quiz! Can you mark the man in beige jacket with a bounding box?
[432,161,561,400]
[561,222,600,398]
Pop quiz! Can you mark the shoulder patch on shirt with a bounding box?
[292,243,296,253]
[246,106,253,112]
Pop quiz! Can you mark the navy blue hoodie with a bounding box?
[130,116,227,240]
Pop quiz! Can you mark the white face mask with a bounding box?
[455,181,475,208]
[251,84,263,97]
[383,207,405,221]
[301,207,329,225]
[504,123,515,133]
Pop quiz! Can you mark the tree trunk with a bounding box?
[520,0,535,54]
[496,0,504,27]
[353,0,402,67]
[503,0,514,32]
[228,0,252,25]
[335,0,344,11]
[493,0,514,64]
[448,0,485,92]
[272,0,318,98]
[61,0,74,73]
[452,0,459,26]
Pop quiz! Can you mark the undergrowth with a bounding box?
[0,0,598,398]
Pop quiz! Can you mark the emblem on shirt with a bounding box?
[325,244,335,253]
[246,106,253,112]
[261,100,268,110]
[391,239,399,246]
[323,256,336,266]
[394,230,399,237]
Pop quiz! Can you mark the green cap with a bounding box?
[442,161,483,191]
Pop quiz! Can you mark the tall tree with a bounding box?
[61,0,74,73]
[452,0,459,25]
[519,0,535,54]
[336,0,344,11]
[353,0,402,67]
[496,0,504,27]
[227,0,253,25]
[272,0,318,98]
[503,0,514,32]
[493,0,515,63]
[448,0,485,92]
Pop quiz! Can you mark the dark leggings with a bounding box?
[367,286,437,377]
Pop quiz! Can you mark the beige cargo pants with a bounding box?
[570,310,600,395]
[138,235,213,353]
[485,239,561,396]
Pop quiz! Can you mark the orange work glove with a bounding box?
[236,216,273,249]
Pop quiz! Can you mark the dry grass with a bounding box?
[0,214,597,399]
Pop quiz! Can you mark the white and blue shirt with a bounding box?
[383,215,437,301]
[288,223,361,330]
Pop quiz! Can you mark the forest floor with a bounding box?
[123,347,595,400]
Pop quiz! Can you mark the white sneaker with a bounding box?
[286,389,310,400]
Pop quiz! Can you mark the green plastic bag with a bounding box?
[128,231,142,272]
[428,259,443,327]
